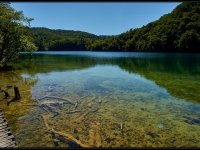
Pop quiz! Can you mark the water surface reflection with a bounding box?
[0,51,199,147]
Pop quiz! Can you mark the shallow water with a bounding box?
[0,51,200,148]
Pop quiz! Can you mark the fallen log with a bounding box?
[42,115,90,148]
[88,122,102,147]
[36,96,75,106]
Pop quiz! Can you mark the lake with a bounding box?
[0,51,200,148]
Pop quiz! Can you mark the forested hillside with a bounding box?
[29,2,200,52]
[116,2,200,52]
[28,27,100,51]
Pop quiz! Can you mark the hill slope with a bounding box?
[28,27,100,51]
[116,2,200,52]
[29,2,200,52]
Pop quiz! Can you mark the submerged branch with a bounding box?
[42,115,90,148]
[36,96,75,105]
[66,110,82,114]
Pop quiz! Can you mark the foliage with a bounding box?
[0,3,37,68]
[28,27,99,51]
[29,2,200,52]
[116,2,200,52]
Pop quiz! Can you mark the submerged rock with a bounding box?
[156,123,164,129]
[184,117,200,125]
[47,86,54,92]
[146,131,158,138]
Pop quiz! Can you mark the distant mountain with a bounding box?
[29,2,200,52]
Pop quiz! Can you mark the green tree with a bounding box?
[0,3,37,68]
[24,2,200,52]
[178,30,200,51]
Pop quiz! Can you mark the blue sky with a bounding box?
[11,2,180,35]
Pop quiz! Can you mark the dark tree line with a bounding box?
[29,2,200,52]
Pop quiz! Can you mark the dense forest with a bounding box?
[28,2,200,52]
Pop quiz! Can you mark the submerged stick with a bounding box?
[73,107,99,124]
[66,110,82,114]
[42,115,51,130]
[88,122,102,147]
[73,111,90,124]
[21,104,37,107]
[52,129,90,148]
[50,131,59,147]
[45,96,75,105]
[42,115,90,148]
[36,96,75,105]
[40,105,51,113]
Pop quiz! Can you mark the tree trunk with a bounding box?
[14,86,20,100]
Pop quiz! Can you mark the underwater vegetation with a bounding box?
[0,52,200,148]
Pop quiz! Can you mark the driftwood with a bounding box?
[40,104,59,116]
[42,115,90,148]
[0,85,21,106]
[36,95,77,116]
[36,96,75,106]
[35,95,79,117]
[50,131,59,147]
[88,122,102,147]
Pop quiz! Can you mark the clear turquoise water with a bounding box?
[1,51,200,148]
